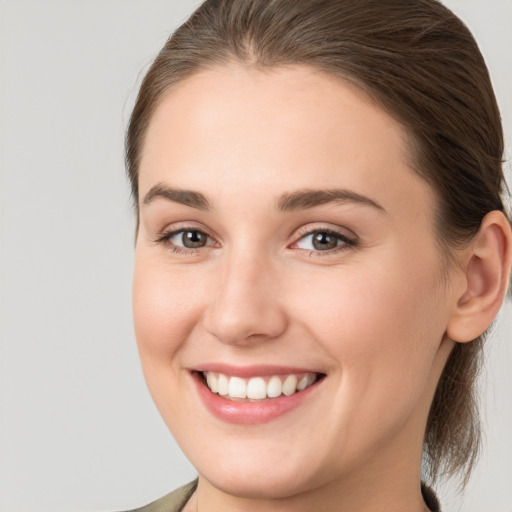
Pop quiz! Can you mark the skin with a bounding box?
[132,64,495,511]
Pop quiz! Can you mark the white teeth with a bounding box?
[282,375,298,396]
[297,373,315,391]
[217,373,229,396]
[297,375,309,391]
[206,372,218,393]
[228,376,247,399]
[247,377,267,399]
[267,376,282,398]
[202,371,318,400]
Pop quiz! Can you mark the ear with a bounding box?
[447,210,512,343]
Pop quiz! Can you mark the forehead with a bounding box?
[139,64,433,219]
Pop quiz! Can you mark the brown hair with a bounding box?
[126,0,509,485]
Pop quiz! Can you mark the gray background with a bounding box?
[0,1,510,511]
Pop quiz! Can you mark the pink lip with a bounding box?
[191,371,323,425]
[194,363,320,378]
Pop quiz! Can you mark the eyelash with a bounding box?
[291,228,357,257]
[153,226,218,255]
[153,226,358,257]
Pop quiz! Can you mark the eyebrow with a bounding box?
[141,183,385,214]
[142,183,211,210]
[277,188,385,212]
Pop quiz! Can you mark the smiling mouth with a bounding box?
[199,371,323,401]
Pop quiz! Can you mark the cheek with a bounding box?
[289,252,447,405]
[132,257,202,364]
[132,256,211,430]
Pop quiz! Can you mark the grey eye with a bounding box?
[296,231,344,251]
[170,230,209,248]
[311,232,338,250]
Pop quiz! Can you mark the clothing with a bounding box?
[124,479,441,512]
[422,483,441,512]
[124,480,198,512]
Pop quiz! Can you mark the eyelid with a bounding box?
[289,224,358,254]
[292,223,357,242]
[151,221,357,255]
[153,222,220,250]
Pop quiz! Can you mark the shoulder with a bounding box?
[121,480,198,512]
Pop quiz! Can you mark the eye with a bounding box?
[170,229,210,249]
[294,229,355,252]
[154,227,217,252]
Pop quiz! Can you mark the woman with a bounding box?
[125,0,512,510]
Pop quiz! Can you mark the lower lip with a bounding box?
[192,372,322,424]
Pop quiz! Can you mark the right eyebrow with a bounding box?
[277,188,386,213]
[142,183,211,211]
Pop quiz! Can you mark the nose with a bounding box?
[203,252,288,346]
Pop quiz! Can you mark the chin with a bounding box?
[184,436,330,500]
[200,463,318,500]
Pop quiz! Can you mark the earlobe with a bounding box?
[447,210,512,343]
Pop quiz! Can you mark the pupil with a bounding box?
[182,230,206,248]
[312,232,337,250]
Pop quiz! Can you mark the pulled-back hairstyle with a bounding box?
[126,0,510,485]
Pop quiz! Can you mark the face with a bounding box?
[133,65,455,499]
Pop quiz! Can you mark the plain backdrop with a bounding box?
[0,1,511,511]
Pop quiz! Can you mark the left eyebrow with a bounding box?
[142,183,211,211]
[277,188,386,213]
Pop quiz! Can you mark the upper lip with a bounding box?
[192,363,323,378]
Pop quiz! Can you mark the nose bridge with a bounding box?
[204,243,287,344]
